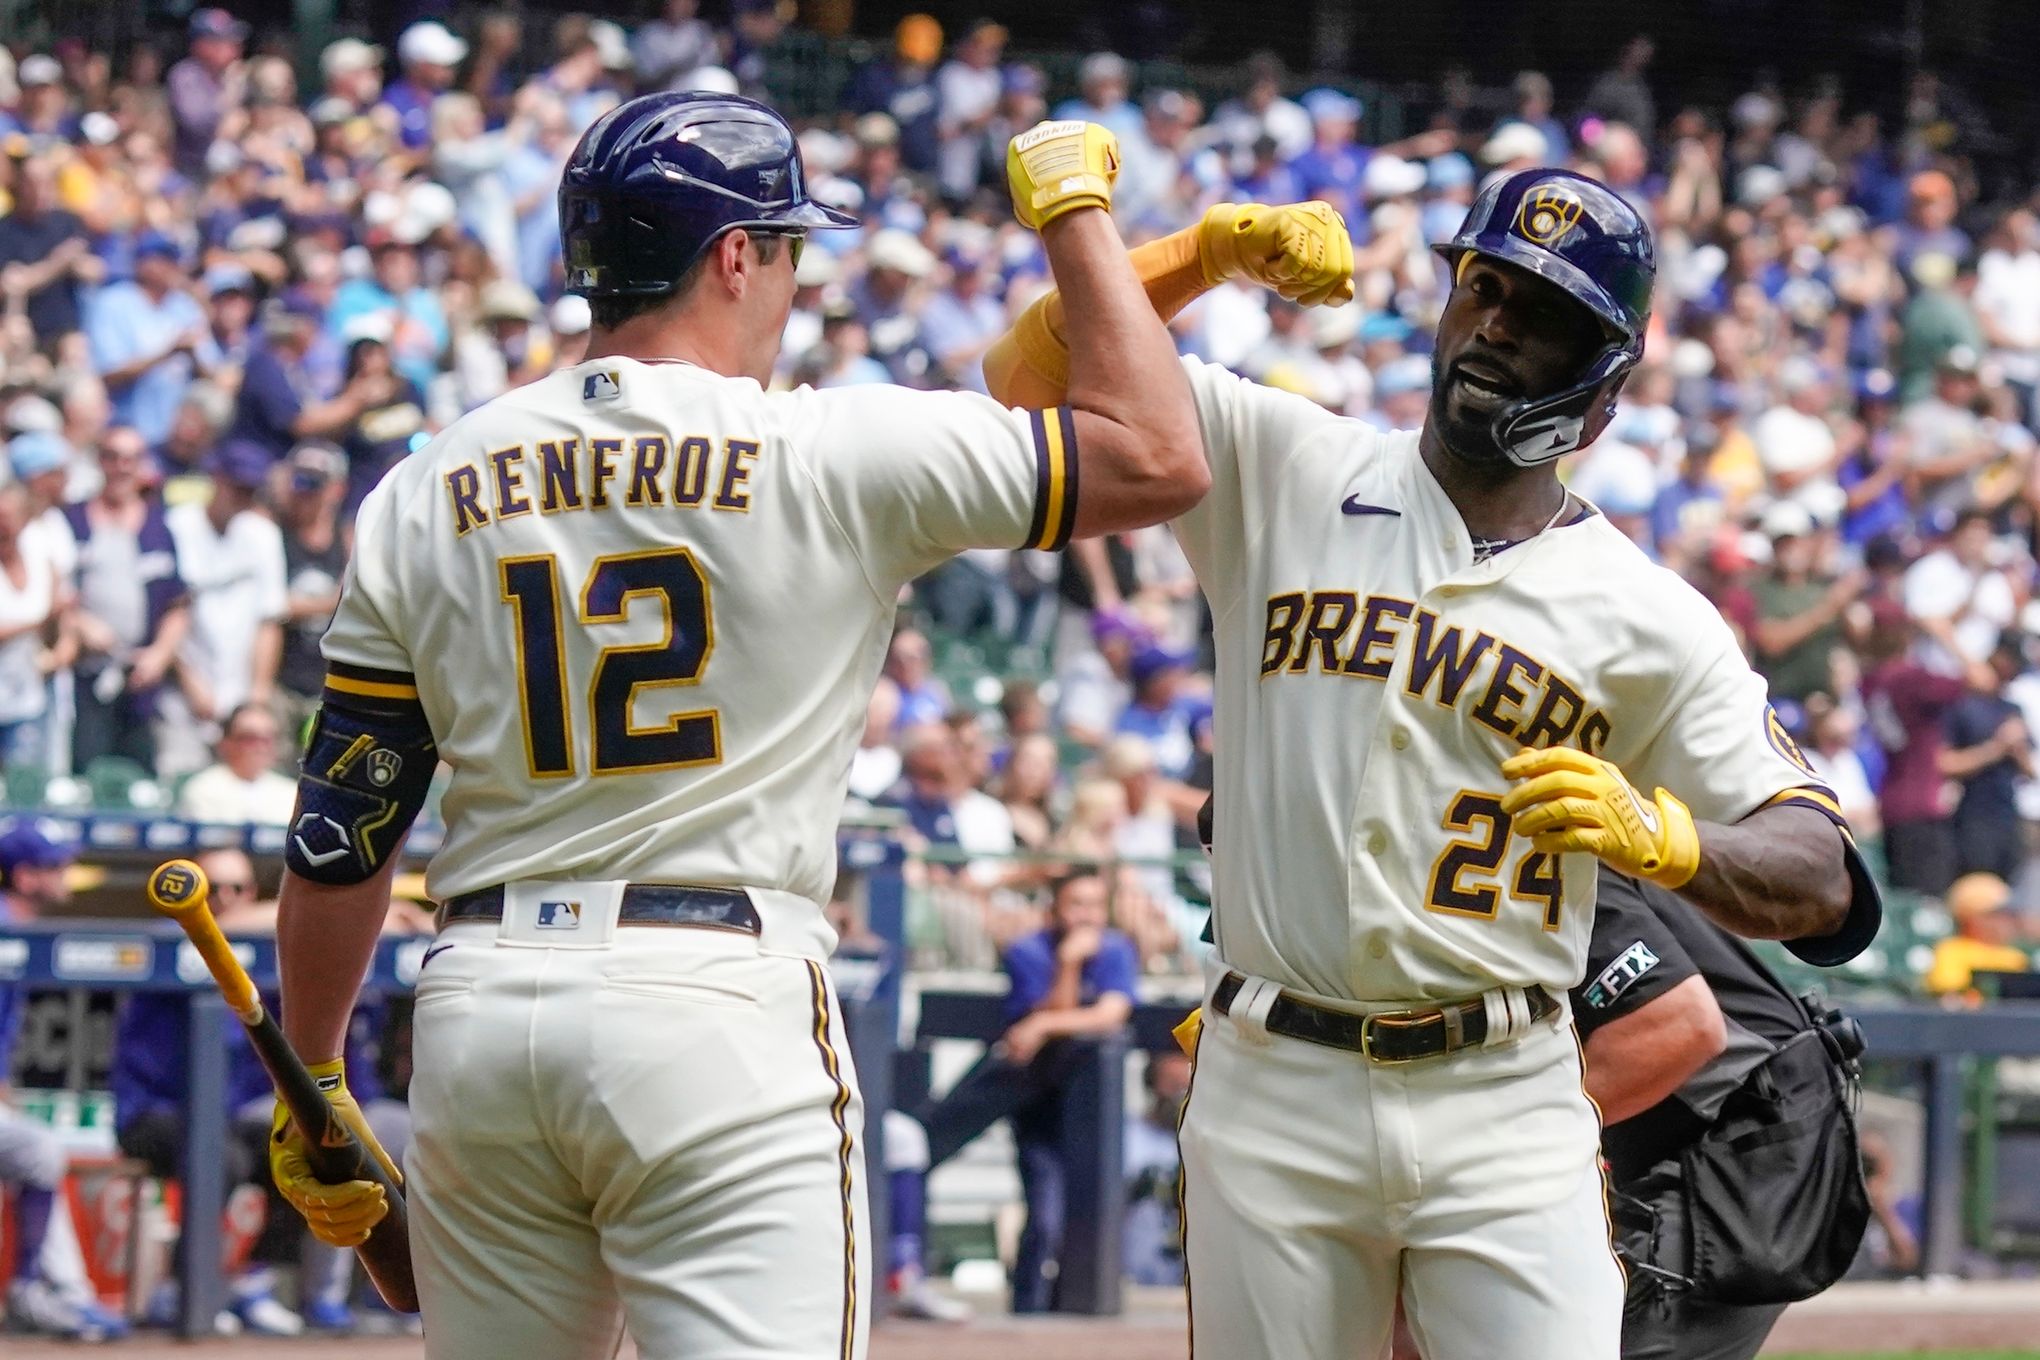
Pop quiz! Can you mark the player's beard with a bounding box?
[1427,350,1517,474]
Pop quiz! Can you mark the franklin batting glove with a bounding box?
[1006,120,1121,231]
[269,1058,401,1249]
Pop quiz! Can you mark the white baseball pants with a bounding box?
[406,917,867,1360]
[1179,977,1623,1360]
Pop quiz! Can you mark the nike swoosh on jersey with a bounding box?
[1341,496,1402,517]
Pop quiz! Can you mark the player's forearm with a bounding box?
[277,860,401,1063]
[1582,976,1725,1124]
[1679,805,1850,941]
[984,223,1207,409]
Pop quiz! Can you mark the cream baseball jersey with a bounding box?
[319,357,1078,953]
[1173,356,1852,1003]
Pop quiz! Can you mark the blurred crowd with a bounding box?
[0,7,2032,981]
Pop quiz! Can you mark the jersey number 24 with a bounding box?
[499,548,721,778]
[1423,791,1563,931]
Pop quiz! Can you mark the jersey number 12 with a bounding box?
[499,548,721,778]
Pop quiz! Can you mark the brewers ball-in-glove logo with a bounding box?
[366,748,403,788]
[1513,185,1584,246]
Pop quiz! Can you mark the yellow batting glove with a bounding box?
[268,1058,400,1249]
[1499,747,1701,889]
[1006,120,1120,231]
[1197,201,1357,307]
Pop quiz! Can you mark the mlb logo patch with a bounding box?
[583,371,621,403]
[536,900,583,930]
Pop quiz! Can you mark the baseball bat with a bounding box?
[145,859,419,1313]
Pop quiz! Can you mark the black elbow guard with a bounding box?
[285,682,438,885]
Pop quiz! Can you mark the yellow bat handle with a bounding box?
[146,858,261,1021]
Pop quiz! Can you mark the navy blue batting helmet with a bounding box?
[1434,168,1656,466]
[559,92,857,300]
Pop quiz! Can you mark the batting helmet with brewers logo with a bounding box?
[1434,168,1656,467]
[559,92,858,299]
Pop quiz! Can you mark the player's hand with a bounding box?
[1198,202,1356,307]
[268,1059,401,1249]
[1006,120,1120,231]
[1498,747,1701,889]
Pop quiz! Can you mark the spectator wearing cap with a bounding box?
[1942,632,2034,885]
[1924,872,2029,1002]
[1052,52,1142,144]
[10,55,77,151]
[0,820,127,1340]
[453,278,552,411]
[848,14,944,176]
[227,302,397,461]
[1289,89,1369,226]
[852,229,936,384]
[326,235,448,396]
[550,294,591,367]
[1803,697,1881,840]
[177,700,297,825]
[934,20,1008,200]
[1479,120,1549,176]
[1115,88,1201,229]
[1900,346,2013,515]
[1421,153,1477,244]
[1057,609,1146,749]
[1362,353,1432,432]
[432,90,530,281]
[726,0,792,100]
[1904,506,2018,676]
[158,438,286,778]
[273,442,348,751]
[1860,604,1967,896]
[1748,500,1864,703]
[919,230,1005,393]
[1230,132,1301,207]
[1896,255,1986,403]
[317,37,384,113]
[201,263,258,375]
[384,21,468,152]
[1836,369,1912,548]
[168,8,249,175]
[633,0,719,92]
[1751,355,1840,506]
[8,429,77,578]
[0,154,101,348]
[1116,643,1200,779]
[84,232,215,446]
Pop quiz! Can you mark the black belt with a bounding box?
[438,883,762,935]
[1211,971,1560,1064]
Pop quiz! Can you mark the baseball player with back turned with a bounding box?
[984,168,1882,1358]
[260,97,1207,1360]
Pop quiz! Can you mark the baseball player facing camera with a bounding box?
[264,97,1210,1360]
[987,169,1881,1358]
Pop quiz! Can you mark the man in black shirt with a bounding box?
[273,442,349,759]
[1576,870,1847,1360]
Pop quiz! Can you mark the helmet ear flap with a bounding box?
[1489,342,1638,468]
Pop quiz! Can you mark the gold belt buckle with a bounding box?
[1358,1009,1426,1066]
